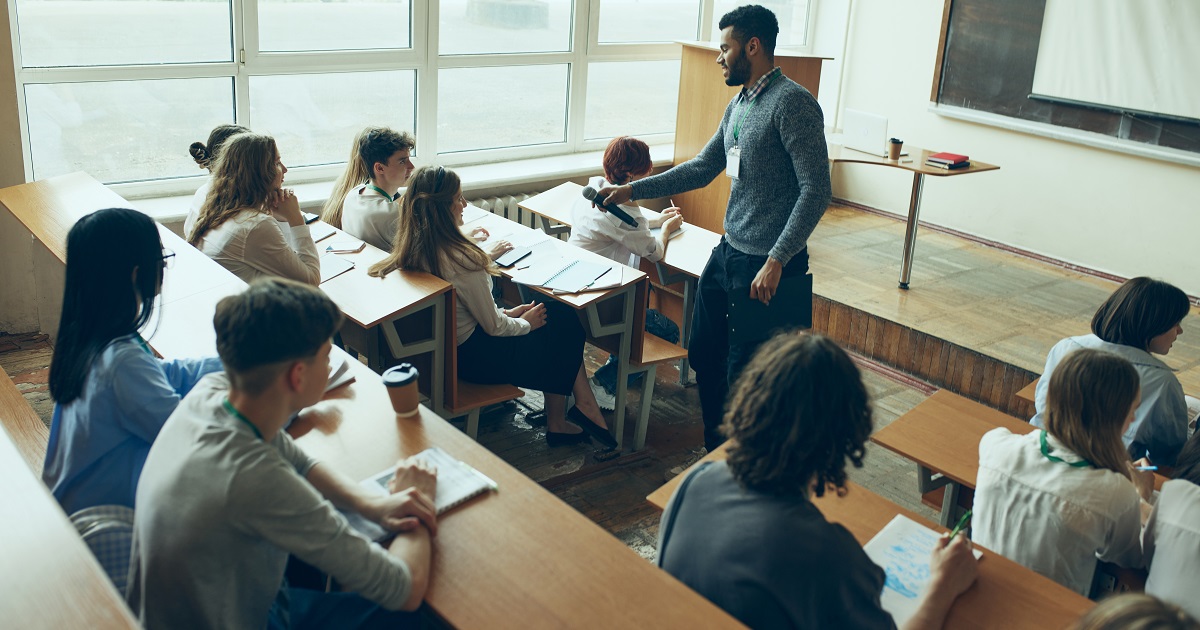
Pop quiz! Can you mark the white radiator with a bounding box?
[468,191,564,238]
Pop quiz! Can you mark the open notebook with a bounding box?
[511,257,619,293]
[342,447,498,541]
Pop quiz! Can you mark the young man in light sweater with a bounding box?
[128,277,438,629]
[600,4,831,451]
[341,127,416,251]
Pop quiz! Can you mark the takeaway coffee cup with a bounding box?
[382,363,420,418]
[887,137,904,160]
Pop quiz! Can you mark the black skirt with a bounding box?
[456,300,583,396]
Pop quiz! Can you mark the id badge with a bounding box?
[726,146,741,179]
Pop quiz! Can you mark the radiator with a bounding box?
[467,191,560,237]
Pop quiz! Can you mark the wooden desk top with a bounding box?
[647,444,1093,629]
[0,172,129,263]
[518,182,720,279]
[0,423,140,629]
[872,389,1167,490]
[826,141,1000,177]
[1016,378,1038,404]
[294,352,743,628]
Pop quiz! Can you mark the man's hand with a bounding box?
[749,258,783,305]
[595,184,633,209]
[373,457,439,534]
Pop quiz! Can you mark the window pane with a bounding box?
[249,71,417,168]
[439,0,571,55]
[15,0,231,67]
[258,0,411,52]
[25,78,233,183]
[598,0,700,44]
[711,0,809,47]
[438,66,567,152]
[585,61,680,139]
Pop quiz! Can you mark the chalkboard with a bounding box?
[932,0,1200,155]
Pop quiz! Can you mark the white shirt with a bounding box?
[198,209,320,285]
[342,184,399,252]
[441,253,530,344]
[972,428,1143,595]
[567,176,662,268]
[1031,333,1188,465]
[1144,479,1200,619]
[182,177,210,239]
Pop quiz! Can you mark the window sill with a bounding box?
[131,144,676,224]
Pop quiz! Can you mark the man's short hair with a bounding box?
[357,127,416,175]
[214,278,343,394]
[718,4,779,59]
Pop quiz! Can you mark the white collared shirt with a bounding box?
[567,176,662,268]
[972,428,1143,595]
[341,184,400,252]
[1144,479,1200,619]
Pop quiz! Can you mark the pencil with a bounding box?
[948,509,973,540]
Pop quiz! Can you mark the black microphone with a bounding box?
[581,186,639,228]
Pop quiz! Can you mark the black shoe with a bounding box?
[567,407,618,450]
[546,429,591,447]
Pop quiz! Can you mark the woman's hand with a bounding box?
[269,188,304,226]
[487,239,514,260]
[517,302,547,330]
[468,226,490,242]
[1130,457,1156,502]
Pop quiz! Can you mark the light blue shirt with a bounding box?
[42,335,223,515]
[1030,333,1188,465]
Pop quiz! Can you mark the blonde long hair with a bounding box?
[320,128,371,229]
[368,166,492,279]
[188,132,280,246]
[1045,349,1139,479]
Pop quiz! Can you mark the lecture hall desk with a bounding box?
[647,444,1093,630]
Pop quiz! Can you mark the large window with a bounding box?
[10,0,813,193]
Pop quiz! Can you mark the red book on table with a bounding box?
[927,151,969,164]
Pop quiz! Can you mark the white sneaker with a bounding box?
[589,377,616,411]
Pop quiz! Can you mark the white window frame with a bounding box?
[8,0,817,198]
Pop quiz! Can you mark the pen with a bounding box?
[948,509,972,540]
[516,265,530,271]
[1136,465,1159,472]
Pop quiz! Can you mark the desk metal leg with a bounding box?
[537,215,572,239]
[584,283,637,450]
[633,364,657,451]
[916,464,959,527]
[897,173,926,290]
[653,262,697,386]
[380,293,447,415]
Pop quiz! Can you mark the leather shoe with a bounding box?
[567,407,618,450]
[546,429,591,447]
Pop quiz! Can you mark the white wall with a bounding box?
[834,0,1200,295]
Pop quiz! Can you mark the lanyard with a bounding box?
[368,184,394,202]
[224,399,263,441]
[1039,431,1092,468]
[732,72,777,144]
[135,335,154,357]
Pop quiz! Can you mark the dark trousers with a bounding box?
[689,239,810,451]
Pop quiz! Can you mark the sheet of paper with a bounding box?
[863,514,983,627]
[319,253,355,284]
[649,223,686,239]
[310,222,337,243]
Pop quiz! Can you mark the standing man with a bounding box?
[600,4,831,451]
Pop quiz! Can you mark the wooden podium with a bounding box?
[672,42,830,233]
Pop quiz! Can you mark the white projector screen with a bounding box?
[1031,0,1200,121]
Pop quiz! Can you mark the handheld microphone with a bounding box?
[581,186,639,228]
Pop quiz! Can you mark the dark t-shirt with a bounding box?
[657,462,897,630]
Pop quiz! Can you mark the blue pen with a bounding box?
[1136,465,1158,472]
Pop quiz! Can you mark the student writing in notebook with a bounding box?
[1032,277,1190,466]
[188,132,321,285]
[43,208,223,515]
[658,333,978,629]
[184,123,250,238]
[128,278,437,629]
[569,136,681,410]
[369,166,617,448]
[1143,432,1200,620]
[974,349,1153,595]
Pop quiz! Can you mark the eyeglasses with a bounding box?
[161,248,176,269]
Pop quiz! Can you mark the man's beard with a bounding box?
[725,54,752,86]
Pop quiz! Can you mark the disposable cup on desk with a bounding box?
[383,364,420,418]
[887,138,904,160]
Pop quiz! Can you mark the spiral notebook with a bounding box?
[343,447,498,541]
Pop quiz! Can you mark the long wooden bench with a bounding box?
[0,365,49,473]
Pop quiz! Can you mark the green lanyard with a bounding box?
[224,399,263,441]
[1040,431,1092,468]
[134,335,154,357]
[368,184,394,202]
[732,73,777,144]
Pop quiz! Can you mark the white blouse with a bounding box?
[198,209,320,285]
[1144,479,1200,619]
[441,253,530,344]
[567,176,662,268]
[972,428,1143,595]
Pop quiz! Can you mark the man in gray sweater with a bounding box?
[601,4,830,450]
[128,278,438,629]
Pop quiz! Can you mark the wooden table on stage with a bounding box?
[825,142,999,289]
[647,444,1093,629]
[295,353,742,628]
[870,389,1168,527]
[519,182,721,385]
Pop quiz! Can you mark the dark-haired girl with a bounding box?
[1031,277,1191,465]
[657,332,978,629]
[44,208,222,514]
[184,124,249,237]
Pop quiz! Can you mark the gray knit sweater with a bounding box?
[630,75,830,265]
